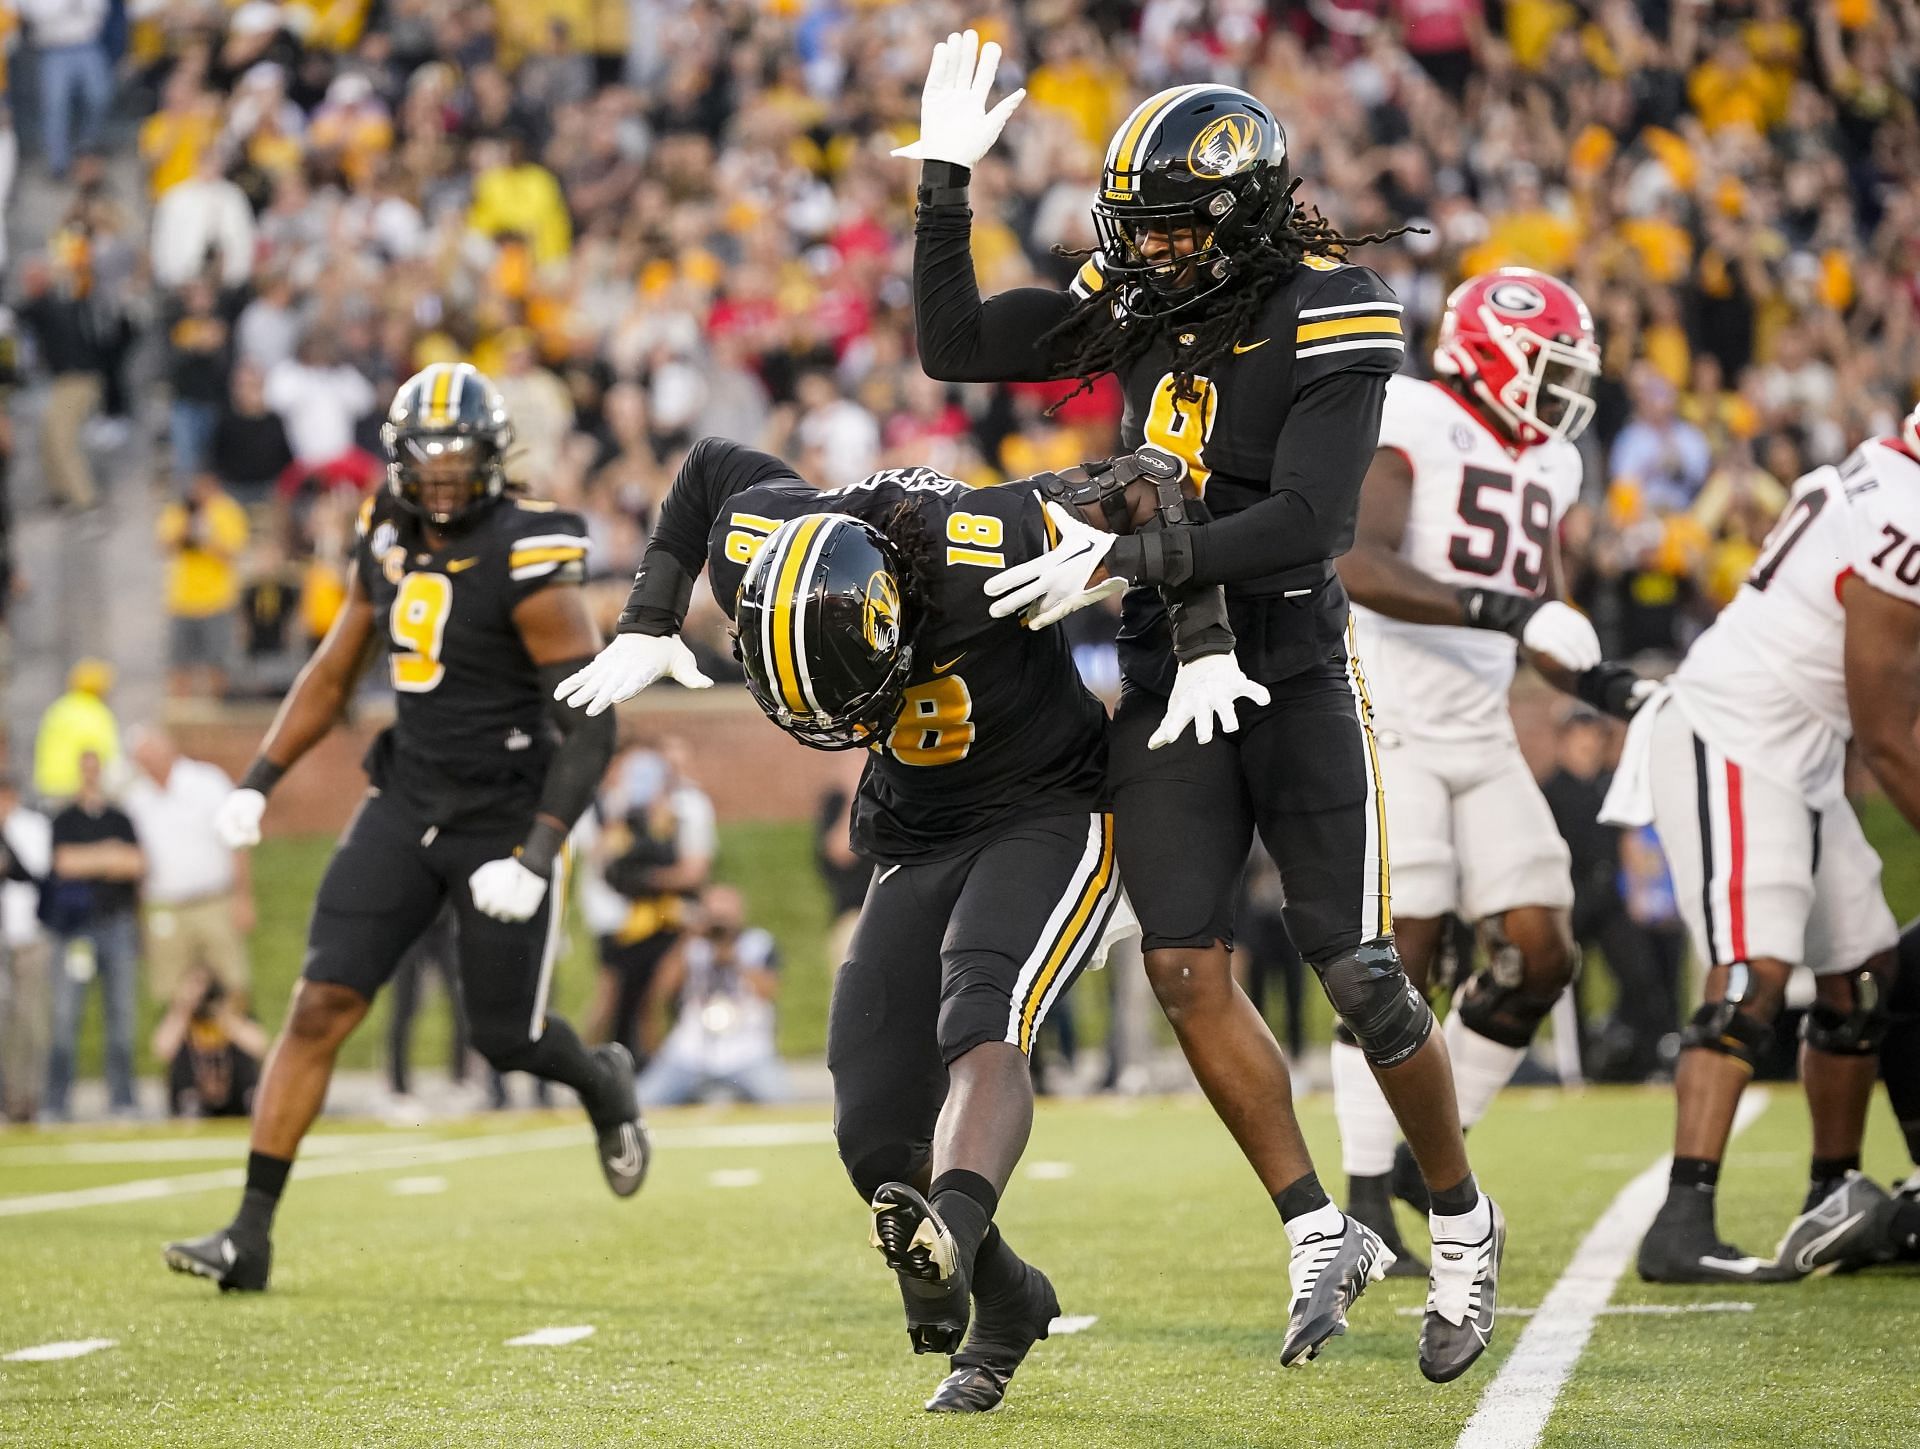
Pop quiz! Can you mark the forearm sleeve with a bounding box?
[1105,372,1389,588]
[525,661,619,874]
[914,163,1079,383]
[615,437,804,635]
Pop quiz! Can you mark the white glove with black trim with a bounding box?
[468,856,550,923]
[1520,601,1603,672]
[984,502,1127,628]
[553,634,712,717]
[1149,653,1271,749]
[890,29,1026,168]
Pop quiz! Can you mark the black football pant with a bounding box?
[303,792,572,1071]
[828,811,1120,1201]
[1108,641,1389,966]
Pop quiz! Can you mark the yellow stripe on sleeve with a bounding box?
[1295,315,1405,344]
[507,545,588,568]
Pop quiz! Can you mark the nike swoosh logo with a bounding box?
[1793,1211,1867,1274]
[446,557,480,573]
[933,655,965,674]
[1699,1253,1768,1275]
[606,1124,642,1177]
[1232,338,1269,355]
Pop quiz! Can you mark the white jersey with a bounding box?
[1350,374,1585,743]
[1670,437,1920,808]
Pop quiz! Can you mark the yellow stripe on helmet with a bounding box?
[767,514,829,714]
[425,364,454,425]
[1106,84,1212,197]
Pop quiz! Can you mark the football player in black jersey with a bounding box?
[894,33,1501,1380]
[162,363,645,1294]
[558,438,1252,1412]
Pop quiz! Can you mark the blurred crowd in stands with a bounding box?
[2,0,1917,1110]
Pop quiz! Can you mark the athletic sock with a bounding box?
[1443,1011,1526,1130]
[969,1223,1020,1303]
[1429,1173,1491,1244]
[930,1169,999,1277]
[1276,1172,1343,1246]
[514,1015,621,1126]
[1805,1154,1861,1212]
[233,1152,292,1239]
[1669,1155,1720,1207]
[1331,1041,1400,1176]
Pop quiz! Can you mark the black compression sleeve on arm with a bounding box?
[1104,372,1389,587]
[913,185,1079,383]
[524,660,619,876]
[614,436,803,636]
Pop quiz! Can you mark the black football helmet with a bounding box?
[380,362,514,528]
[734,512,918,751]
[1093,84,1293,317]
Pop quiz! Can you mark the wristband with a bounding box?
[616,552,696,636]
[1458,587,1542,639]
[1166,585,1236,664]
[518,819,568,879]
[240,759,286,797]
[917,160,973,209]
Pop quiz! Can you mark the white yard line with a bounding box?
[4,1338,119,1363]
[1400,1302,1753,1319]
[0,1119,833,1218]
[504,1325,596,1348]
[1455,1089,1771,1449]
[0,1132,436,1166]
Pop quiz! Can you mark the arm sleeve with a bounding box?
[617,437,807,635]
[913,174,1082,384]
[1106,370,1389,587]
[527,661,619,868]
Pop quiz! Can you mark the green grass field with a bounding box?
[4,1089,1916,1448]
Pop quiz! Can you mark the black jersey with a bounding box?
[352,492,590,830]
[916,202,1401,694]
[647,439,1106,864]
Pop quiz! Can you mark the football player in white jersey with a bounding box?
[1603,403,1920,1282]
[1328,269,1645,1269]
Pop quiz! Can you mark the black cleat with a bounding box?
[162,1227,270,1292]
[1636,1189,1772,1284]
[926,1261,1061,1414]
[590,1043,651,1198]
[1281,1214,1393,1368]
[1347,1173,1427,1278]
[1391,1139,1432,1215]
[1420,1198,1504,1383]
[870,1183,970,1355]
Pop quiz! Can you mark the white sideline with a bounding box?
[0,1119,833,1218]
[1454,1089,1771,1449]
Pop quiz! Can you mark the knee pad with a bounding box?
[1803,969,1890,1056]
[1455,921,1564,1049]
[1679,964,1772,1067]
[1315,939,1434,1069]
[937,982,1015,1064]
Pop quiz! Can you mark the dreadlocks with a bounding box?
[880,498,948,642]
[1038,185,1419,411]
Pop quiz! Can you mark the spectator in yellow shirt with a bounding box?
[33,660,121,803]
[139,72,221,199]
[1689,31,1772,135]
[468,133,572,266]
[159,476,250,699]
[1026,26,1123,153]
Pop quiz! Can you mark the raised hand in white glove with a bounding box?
[468,856,550,923]
[1149,653,1272,749]
[214,788,267,849]
[553,633,712,717]
[890,29,1026,169]
[984,502,1127,629]
[1520,600,1603,672]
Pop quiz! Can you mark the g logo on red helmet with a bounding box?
[1485,280,1547,318]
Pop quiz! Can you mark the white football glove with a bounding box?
[553,633,712,717]
[1521,601,1603,672]
[984,502,1127,629]
[468,856,550,923]
[213,788,267,850]
[1149,653,1272,749]
[890,29,1026,169]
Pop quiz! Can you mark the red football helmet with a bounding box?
[1433,268,1601,449]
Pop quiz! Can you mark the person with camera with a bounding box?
[636,884,786,1107]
